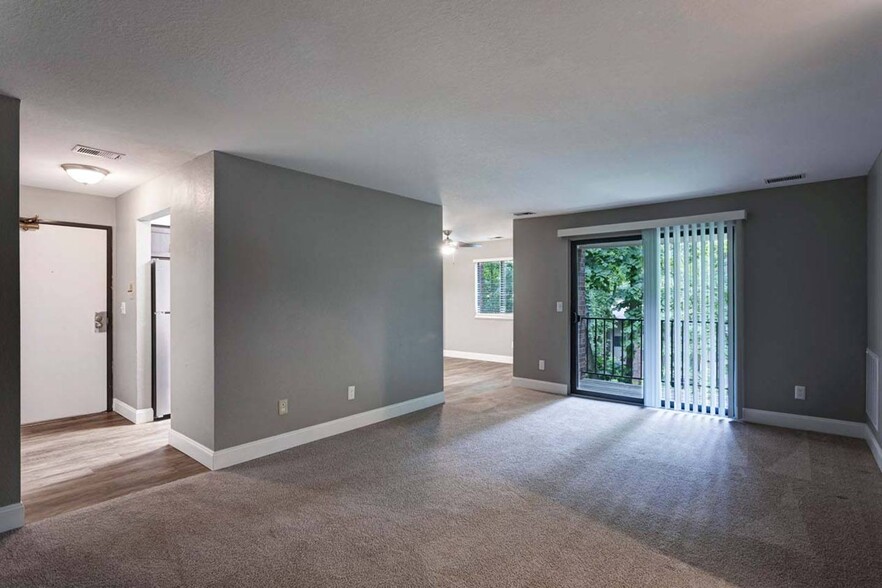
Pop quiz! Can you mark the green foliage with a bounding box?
[583,246,643,319]
[477,260,514,314]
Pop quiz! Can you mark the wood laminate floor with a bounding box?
[20,360,506,524]
[21,412,207,523]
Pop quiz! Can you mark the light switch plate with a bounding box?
[539,360,545,371]
[556,301,563,312]
[348,386,356,401]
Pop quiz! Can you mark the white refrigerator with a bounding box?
[151,258,171,419]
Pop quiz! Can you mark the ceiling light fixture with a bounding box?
[61,163,110,185]
[441,230,458,255]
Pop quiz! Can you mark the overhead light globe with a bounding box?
[62,163,109,185]
[441,242,457,255]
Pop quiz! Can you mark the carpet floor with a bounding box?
[2,358,882,587]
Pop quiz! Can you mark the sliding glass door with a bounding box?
[570,237,645,403]
[570,221,738,417]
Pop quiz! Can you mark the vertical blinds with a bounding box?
[475,259,514,315]
[658,222,734,416]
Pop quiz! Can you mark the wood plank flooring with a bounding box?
[20,360,509,524]
[21,412,207,523]
[443,357,512,400]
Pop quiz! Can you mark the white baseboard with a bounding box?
[0,502,25,534]
[169,391,445,471]
[865,425,882,473]
[113,399,154,425]
[741,409,882,474]
[444,350,513,364]
[512,377,568,396]
[168,429,215,469]
[741,408,866,438]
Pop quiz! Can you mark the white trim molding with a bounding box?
[170,391,445,471]
[742,408,866,438]
[557,210,747,239]
[865,425,882,473]
[0,502,25,534]
[741,409,882,474]
[113,398,154,425]
[512,377,568,396]
[444,350,513,364]
[168,429,215,469]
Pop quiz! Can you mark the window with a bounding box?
[475,258,514,317]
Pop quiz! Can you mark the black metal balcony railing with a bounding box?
[580,317,730,391]
[581,317,644,385]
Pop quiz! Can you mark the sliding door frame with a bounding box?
[569,234,644,405]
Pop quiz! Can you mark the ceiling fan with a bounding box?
[441,230,481,255]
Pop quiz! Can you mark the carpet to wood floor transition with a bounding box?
[2,358,882,587]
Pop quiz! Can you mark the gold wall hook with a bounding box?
[19,216,40,231]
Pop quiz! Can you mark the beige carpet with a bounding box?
[2,359,882,587]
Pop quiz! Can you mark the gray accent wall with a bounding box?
[0,95,20,510]
[868,150,882,443]
[514,177,867,422]
[443,239,514,358]
[114,153,215,448]
[168,154,215,448]
[213,152,442,450]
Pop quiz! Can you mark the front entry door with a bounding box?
[20,222,110,424]
[570,236,645,403]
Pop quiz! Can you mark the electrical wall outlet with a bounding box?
[348,385,356,401]
[794,385,806,400]
[539,360,545,371]
[278,399,289,415]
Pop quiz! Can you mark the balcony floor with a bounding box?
[577,378,644,400]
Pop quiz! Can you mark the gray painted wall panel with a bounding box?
[169,153,215,449]
[213,153,442,450]
[114,153,215,448]
[514,177,867,422]
[868,151,882,442]
[0,95,20,508]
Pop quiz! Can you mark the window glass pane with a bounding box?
[476,260,513,315]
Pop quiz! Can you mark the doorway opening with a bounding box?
[150,217,171,420]
[571,236,644,403]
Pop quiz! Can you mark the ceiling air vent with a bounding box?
[71,144,126,160]
[513,211,535,217]
[764,173,805,185]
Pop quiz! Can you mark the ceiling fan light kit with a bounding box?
[441,230,480,255]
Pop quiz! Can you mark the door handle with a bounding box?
[572,312,586,324]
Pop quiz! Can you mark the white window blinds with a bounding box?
[658,222,734,416]
[475,259,514,315]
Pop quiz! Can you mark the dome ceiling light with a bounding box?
[61,163,110,185]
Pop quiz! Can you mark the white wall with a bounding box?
[443,239,513,362]
[20,185,115,227]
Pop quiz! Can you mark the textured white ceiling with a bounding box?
[2,0,881,241]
